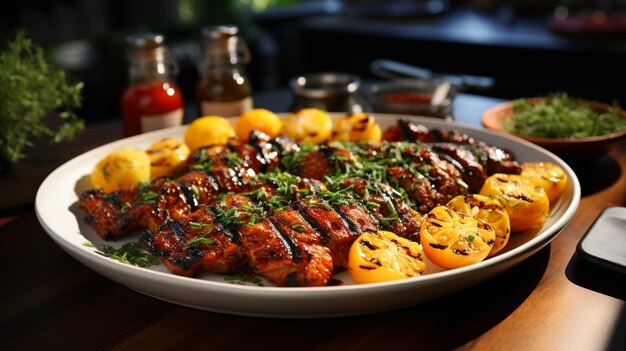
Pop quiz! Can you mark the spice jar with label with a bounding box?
[196,25,252,117]
[120,33,184,137]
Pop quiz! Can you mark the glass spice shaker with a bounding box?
[196,25,253,117]
[120,33,184,137]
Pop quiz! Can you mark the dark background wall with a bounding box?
[2,0,626,122]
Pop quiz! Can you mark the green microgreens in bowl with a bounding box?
[502,93,626,139]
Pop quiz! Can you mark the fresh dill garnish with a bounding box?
[83,242,159,268]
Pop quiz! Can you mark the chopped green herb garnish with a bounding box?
[138,182,158,205]
[214,206,241,227]
[224,274,265,286]
[291,223,307,232]
[225,152,245,169]
[504,92,626,138]
[84,242,159,267]
[191,150,214,173]
[189,221,212,229]
[184,236,216,248]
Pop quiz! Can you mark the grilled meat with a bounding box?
[340,178,423,242]
[140,194,256,276]
[80,132,294,240]
[139,177,420,286]
[383,119,521,176]
[79,121,523,287]
[240,208,334,287]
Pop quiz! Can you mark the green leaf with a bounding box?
[0,30,84,163]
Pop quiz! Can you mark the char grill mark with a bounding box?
[430,143,487,193]
[386,166,444,214]
[342,179,423,243]
[291,198,362,269]
[404,145,469,202]
[240,208,333,287]
[285,145,355,181]
[388,119,521,175]
[140,194,255,276]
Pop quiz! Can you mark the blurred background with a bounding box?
[1,0,625,122]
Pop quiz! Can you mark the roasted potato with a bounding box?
[90,148,150,192]
[146,138,190,179]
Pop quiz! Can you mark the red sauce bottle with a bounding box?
[121,33,184,137]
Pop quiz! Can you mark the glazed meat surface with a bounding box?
[78,122,521,286]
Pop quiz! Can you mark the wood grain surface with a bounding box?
[1,96,625,351]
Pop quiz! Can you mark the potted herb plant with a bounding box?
[0,31,84,175]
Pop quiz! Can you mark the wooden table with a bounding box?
[1,92,625,350]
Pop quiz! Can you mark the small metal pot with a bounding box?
[289,72,365,113]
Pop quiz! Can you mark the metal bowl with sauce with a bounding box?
[364,79,455,120]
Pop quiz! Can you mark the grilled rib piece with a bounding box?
[140,194,257,276]
[383,119,521,176]
[139,174,328,278]
[80,132,294,240]
[240,208,334,287]
[340,178,423,243]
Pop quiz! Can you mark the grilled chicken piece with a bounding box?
[140,194,257,276]
[139,176,327,278]
[291,197,378,269]
[386,166,445,214]
[429,143,488,193]
[383,119,521,176]
[402,144,469,202]
[79,132,293,240]
[79,171,222,240]
[341,178,423,242]
[283,144,356,181]
[240,208,334,287]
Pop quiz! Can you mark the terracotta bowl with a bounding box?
[481,98,626,161]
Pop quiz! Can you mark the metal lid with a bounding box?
[201,25,239,40]
[125,33,165,49]
[290,72,361,98]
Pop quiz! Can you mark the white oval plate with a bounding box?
[35,114,580,318]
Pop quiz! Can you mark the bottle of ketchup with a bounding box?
[121,33,184,137]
